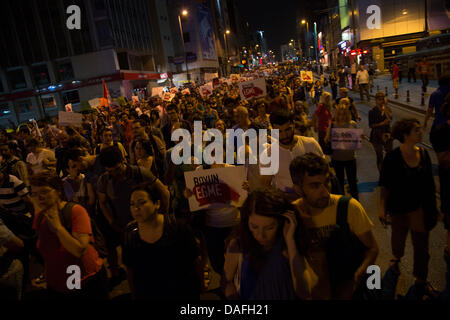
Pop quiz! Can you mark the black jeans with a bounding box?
[203,226,233,275]
[331,159,359,200]
[421,74,429,92]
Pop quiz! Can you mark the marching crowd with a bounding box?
[0,64,449,301]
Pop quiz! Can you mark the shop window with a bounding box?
[0,103,11,117]
[7,69,27,90]
[32,64,51,87]
[15,100,33,114]
[41,95,57,109]
[56,61,75,81]
[62,90,80,105]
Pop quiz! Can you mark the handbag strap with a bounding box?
[336,196,351,229]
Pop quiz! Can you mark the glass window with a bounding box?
[32,64,51,87]
[96,19,114,47]
[62,90,80,105]
[41,95,57,109]
[7,69,27,90]
[0,103,11,117]
[56,61,75,81]
[15,100,33,114]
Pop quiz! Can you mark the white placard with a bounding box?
[58,111,82,127]
[152,87,164,98]
[170,87,179,94]
[230,74,241,82]
[331,128,364,150]
[65,103,73,112]
[89,98,101,108]
[132,96,140,104]
[199,83,213,98]
[184,166,248,212]
[239,78,267,100]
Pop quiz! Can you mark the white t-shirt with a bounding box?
[26,149,56,175]
[260,136,324,193]
[356,70,370,84]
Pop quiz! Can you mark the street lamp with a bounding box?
[178,10,190,81]
[300,19,310,60]
[224,30,231,76]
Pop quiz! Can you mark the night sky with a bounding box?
[239,0,307,57]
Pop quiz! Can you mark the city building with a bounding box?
[0,0,176,127]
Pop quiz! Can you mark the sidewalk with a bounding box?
[363,74,438,114]
[319,72,439,114]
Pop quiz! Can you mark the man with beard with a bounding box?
[290,153,378,299]
[259,109,324,201]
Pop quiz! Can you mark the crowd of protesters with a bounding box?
[0,63,448,301]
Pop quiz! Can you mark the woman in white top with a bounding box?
[25,138,56,175]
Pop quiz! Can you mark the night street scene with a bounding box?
[0,0,449,309]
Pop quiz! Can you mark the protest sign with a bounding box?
[89,98,101,108]
[239,78,267,100]
[132,96,140,104]
[170,87,179,94]
[230,74,240,82]
[331,128,363,150]
[162,92,176,102]
[181,88,191,95]
[58,111,82,127]
[151,87,164,98]
[300,71,314,83]
[199,82,213,98]
[65,103,73,112]
[184,166,248,212]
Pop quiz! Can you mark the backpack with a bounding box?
[36,202,108,258]
[326,196,367,292]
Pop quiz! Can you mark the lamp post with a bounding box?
[178,10,190,81]
[301,19,310,60]
[224,29,230,76]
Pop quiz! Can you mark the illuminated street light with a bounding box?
[301,20,306,24]
[226,29,231,35]
[181,9,188,16]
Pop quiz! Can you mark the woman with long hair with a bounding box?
[326,100,360,200]
[222,188,316,300]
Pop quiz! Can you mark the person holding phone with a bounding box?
[222,188,317,300]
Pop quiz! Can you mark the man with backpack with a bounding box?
[290,153,379,299]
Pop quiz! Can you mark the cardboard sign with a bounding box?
[65,103,73,112]
[181,88,191,95]
[58,111,83,127]
[170,87,179,94]
[230,74,240,82]
[199,83,213,98]
[88,98,101,108]
[331,128,364,150]
[152,87,164,98]
[239,78,267,100]
[162,92,176,102]
[184,166,248,212]
[132,96,140,104]
[300,71,314,83]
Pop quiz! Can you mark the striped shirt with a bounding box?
[0,175,30,216]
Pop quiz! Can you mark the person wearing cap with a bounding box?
[369,92,393,173]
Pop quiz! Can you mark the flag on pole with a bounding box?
[102,79,112,110]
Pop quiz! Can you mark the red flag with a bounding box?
[102,79,112,110]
